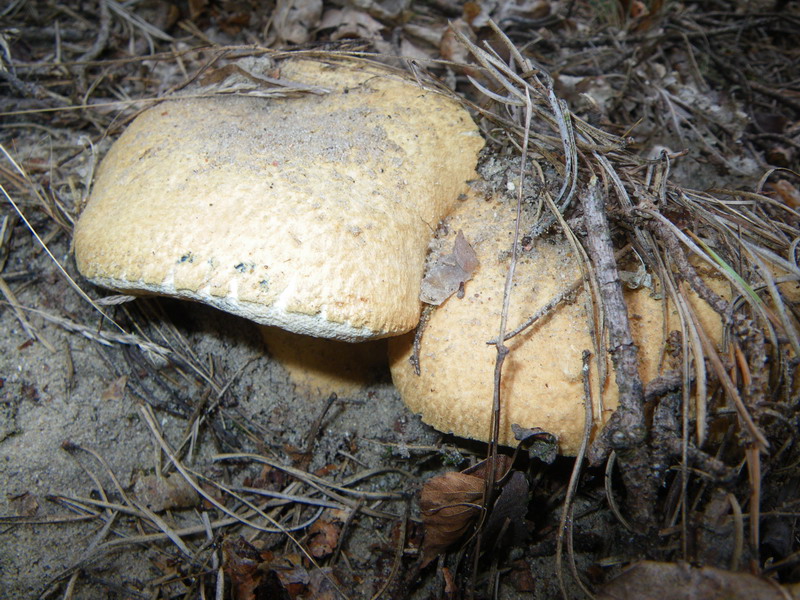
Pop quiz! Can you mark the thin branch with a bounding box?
[582,177,654,527]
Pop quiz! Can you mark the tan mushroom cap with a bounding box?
[389,191,729,455]
[74,58,484,341]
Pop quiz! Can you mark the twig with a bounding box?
[497,245,633,344]
[0,275,55,350]
[214,453,406,506]
[728,493,744,571]
[369,501,410,600]
[137,405,352,599]
[301,393,338,466]
[488,87,532,476]
[74,0,111,93]
[604,452,635,533]
[556,351,596,600]
[4,303,170,360]
[582,177,654,527]
[409,304,434,375]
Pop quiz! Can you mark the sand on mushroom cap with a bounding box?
[389,190,729,455]
[73,57,484,341]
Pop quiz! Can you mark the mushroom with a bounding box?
[389,191,729,455]
[74,58,484,341]
[259,326,388,399]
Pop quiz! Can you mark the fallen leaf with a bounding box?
[419,455,511,566]
[463,1,488,28]
[243,464,286,489]
[195,61,327,99]
[319,8,384,42]
[150,554,181,579]
[513,423,558,464]
[8,491,39,517]
[272,554,309,596]
[495,0,551,23]
[200,481,227,510]
[629,1,648,18]
[770,180,800,209]
[765,145,793,168]
[187,0,208,21]
[222,536,265,600]
[509,559,536,593]
[133,472,199,512]
[420,230,479,305]
[420,470,484,566]
[100,375,127,402]
[440,19,474,66]
[272,0,323,45]
[218,10,251,36]
[307,519,340,558]
[443,566,458,595]
[306,567,340,600]
[597,561,800,600]
[222,536,296,600]
[482,470,529,546]
[454,230,480,272]
[400,37,434,61]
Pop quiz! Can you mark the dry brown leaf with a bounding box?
[133,471,199,512]
[482,470,529,545]
[770,180,800,209]
[222,537,299,600]
[243,464,286,490]
[187,0,208,21]
[420,471,484,566]
[273,557,307,581]
[307,519,340,558]
[272,0,323,45]
[306,567,340,600]
[597,561,800,600]
[629,1,649,18]
[420,230,479,305]
[8,491,39,517]
[419,455,512,566]
[222,536,265,600]
[765,145,794,168]
[463,1,488,28]
[319,8,384,42]
[100,375,127,402]
[454,230,480,272]
[508,559,537,593]
[400,37,434,61]
[443,566,458,595]
[273,554,310,597]
[440,19,474,66]
[496,0,551,23]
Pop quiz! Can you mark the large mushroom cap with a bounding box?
[74,58,483,341]
[389,191,728,455]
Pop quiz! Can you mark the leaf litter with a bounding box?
[419,230,480,306]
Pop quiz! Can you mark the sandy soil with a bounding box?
[0,229,443,597]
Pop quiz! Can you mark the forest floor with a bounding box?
[1,1,799,599]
